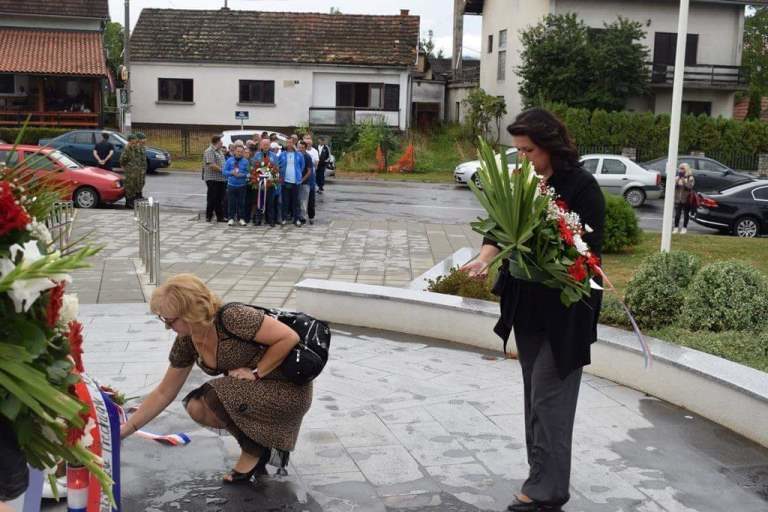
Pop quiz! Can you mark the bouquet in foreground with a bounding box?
[0,126,113,501]
[468,138,600,307]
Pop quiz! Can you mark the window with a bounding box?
[753,186,768,201]
[698,159,727,173]
[0,150,18,166]
[158,78,193,102]
[497,51,506,81]
[72,132,94,145]
[582,158,599,174]
[682,101,711,117]
[0,74,14,94]
[49,150,80,169]
[487,34,493,53]
[653,32,698,66]
[239,80,275,104]
[24,152,58,171]
[498,29,507,49]
[602,159,627,175]
[336,82,399,110]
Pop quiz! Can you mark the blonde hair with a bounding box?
[150,273,221,327]
[679,162,693,177]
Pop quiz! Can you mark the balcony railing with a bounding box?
[0,111,99,128]
[309,107,400,128]
[648,62,747,89]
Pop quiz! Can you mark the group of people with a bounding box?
[203,132,331,227]
[92,131,148,209]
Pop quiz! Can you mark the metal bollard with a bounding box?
[134,198,161,285]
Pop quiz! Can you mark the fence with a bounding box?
[136,126,221,159]
[44,201,75,250]
[135,199,161,285]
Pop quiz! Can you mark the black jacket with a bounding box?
[486,163,605,379]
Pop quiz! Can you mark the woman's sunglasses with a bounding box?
[157,315,178,327]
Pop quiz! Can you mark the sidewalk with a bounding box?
[70,304,768,512]
[68,208,481,306]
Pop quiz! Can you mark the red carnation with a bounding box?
[555,199,569,211]
[46,282,66,328]
[0,181,31,237]
[67,320,85,373]
[558,218,575,246]
[568,256,588,282]
[587,253,601,273]
[66,408,92,446]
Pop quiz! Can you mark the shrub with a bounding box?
[602,192,641,253]
[599,294,631,328]
[0,127,71,145]
[426,266,497,302]
[680,260,768,332]
[624,251,701,329]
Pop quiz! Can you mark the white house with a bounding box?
[464,0,765,144]
[129,8,419,133]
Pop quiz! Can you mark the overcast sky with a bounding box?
[107,0,482,59]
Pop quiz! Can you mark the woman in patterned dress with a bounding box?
[119,273,313,483]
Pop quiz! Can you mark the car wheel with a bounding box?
[73,186,99,209]
[472,172,483,189]
[624,188,646,208]
[733,216,760,238]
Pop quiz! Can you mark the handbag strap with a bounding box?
[215,302,272,344]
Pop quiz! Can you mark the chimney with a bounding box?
[452,0,464,77]
[400,9,410,16]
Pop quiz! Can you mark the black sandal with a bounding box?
[222,464,261,484]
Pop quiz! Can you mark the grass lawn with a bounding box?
[169,157,202,171]
[601,231,768,296]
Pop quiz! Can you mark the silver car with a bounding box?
[454,148,518,187]
[580,154,662,207]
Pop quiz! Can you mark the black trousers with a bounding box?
[316,165,326,190]
[265,190,280,225]
[674,202,691,228]
[308,186,316,220]
[515,330,582,507]
[206,180,226,221]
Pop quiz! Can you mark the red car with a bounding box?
[0,144,124,208]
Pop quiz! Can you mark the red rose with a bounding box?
[558,218,574,246]
[67,320,85,373]
[568,256,588,282]
[0,181,31,237]
[46,282,66,328]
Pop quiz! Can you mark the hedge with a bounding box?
[0,128,72,145]
[547,103,768,168]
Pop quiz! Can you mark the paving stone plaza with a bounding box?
[58,207,768,511]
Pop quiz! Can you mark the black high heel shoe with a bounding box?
[222,464,261,484]
[507,496,562,512]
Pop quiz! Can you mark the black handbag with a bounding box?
[217,303,331,385]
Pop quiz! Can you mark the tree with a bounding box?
[419,29,435,57]
[329,7,342,15]
[463,88,507,145]
[518,14,649,111]
[742,7,768,119]
[103,21,124,79]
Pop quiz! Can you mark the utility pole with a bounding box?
[452,0,465,77]
[660,0,690,252]
[123,0,131,132]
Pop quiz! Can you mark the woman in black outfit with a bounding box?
[463,109,605,512]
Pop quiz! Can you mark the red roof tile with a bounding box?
[0,29,108,77]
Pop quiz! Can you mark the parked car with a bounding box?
[580,154,662,207]
[39,130,171,173]
[0,144,124,208]
[693,180,768,237]
[454,147,519,187]
[641,155,754,192]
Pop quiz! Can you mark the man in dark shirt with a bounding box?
[93,132,115,171]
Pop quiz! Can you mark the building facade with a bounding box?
[0,0,110,128]
[129,8,419,133]
[464,0,763,144]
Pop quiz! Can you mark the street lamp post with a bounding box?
[660,0,690,252]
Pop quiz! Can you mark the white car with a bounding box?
[580,154,662,207]
[220,129,289,148]
[454,147,519,187]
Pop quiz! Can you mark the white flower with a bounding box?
[79,417,98,449]
[27,219,53,246]
[584,224,594,233]
[573,234,590,256]
[57,293,79,328]
[0,241,70,312]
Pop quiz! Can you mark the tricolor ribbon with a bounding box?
[115,404,191,447]
[595,265,653,368]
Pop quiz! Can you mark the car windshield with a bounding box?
[49,150,81,169]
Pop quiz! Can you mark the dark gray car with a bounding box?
[642,155,754,192]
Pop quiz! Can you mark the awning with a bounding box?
[0,28,108,77]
